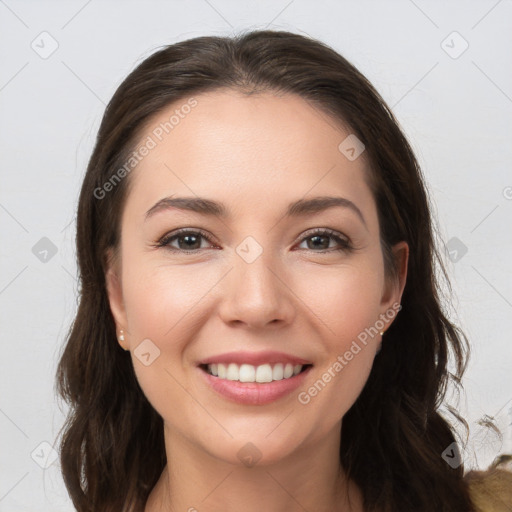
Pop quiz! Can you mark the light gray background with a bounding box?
[1,1,511,510]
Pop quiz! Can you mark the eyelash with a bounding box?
[154,228,352,254]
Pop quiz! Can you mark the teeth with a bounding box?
[206,362,305,382]
[239,364,256,382]
[226,363,239,381]
[273,363,284,381]
[256,364,273,383]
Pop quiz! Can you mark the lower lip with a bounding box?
[199,366,312,405]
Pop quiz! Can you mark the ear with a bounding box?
[380,241,408,317]
[105,248,129,350]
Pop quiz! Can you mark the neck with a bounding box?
[145,422,363,512]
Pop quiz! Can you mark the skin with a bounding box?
[105,90,408,512]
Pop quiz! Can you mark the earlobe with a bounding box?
[104,250,128,348]
[117,329,129,351]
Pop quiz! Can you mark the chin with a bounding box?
[203,431,305,468]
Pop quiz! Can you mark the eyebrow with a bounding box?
[145,195,367,226]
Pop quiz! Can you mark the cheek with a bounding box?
[121,255,218,340]
[296,261,385,341]
[119,254,223,412]
[302,352,374,437]
[292,263,384,427]
[120,258,214,425]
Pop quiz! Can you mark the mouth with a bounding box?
[196,351,314,405]
[199,362,313,383]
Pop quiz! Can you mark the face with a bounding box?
[106,90,407,467]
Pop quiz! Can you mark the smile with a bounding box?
[197,351,314,405]
[201,362,311,383]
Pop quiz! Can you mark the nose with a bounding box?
[218,251,296,330]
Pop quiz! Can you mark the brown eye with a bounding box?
[298,229,352,252]
[157,229,215,252]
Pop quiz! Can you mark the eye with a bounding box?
[155,229,216,252]
[296,228,352,253]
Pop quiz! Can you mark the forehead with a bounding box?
[125,89,376,224]
[136,89,358,167]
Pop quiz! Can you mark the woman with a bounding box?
[56,29,502,511]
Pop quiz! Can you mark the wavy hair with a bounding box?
[56,29,478,511]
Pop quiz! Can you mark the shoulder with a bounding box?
[464,455,512,512]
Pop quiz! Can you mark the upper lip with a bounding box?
[197,351,313,367]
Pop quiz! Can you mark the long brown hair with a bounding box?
[56,29,478,511]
